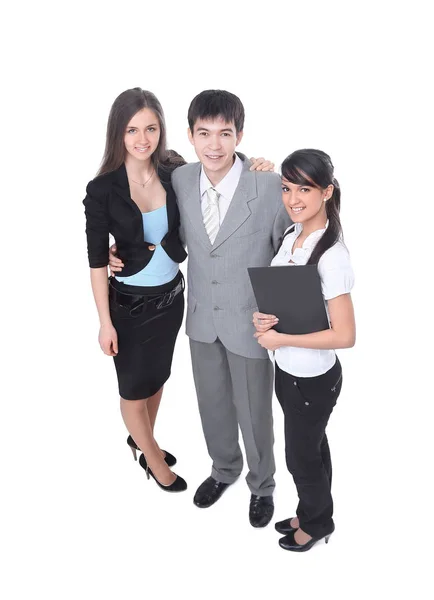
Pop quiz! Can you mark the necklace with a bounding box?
[130,170,155,188]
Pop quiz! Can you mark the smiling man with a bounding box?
[171,90,291,527]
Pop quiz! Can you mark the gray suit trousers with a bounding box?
[189,338,275,496]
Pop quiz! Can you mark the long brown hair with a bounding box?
[97,88,184,176]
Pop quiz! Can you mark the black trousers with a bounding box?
[275,357,342,538]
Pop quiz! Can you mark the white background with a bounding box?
[2,1,433,598]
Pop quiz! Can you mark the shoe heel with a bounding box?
[325,535,330,544]
[130,446,138,461]
[146,466,150,480]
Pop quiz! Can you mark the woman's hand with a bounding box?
[109,244,124,275]
[254,329,283,351]
[99,323,118,356]
[252,311,279,333]
[249,157,275,172]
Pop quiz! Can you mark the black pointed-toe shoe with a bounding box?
[249,494,274,528]
[278,526,335,552]
[275,517,298,535]
[127,435,176,467]
[193,476,231,508]
[138,454,187,493]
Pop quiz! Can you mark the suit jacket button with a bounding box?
[148,245,156,251]
[161,240,166,247]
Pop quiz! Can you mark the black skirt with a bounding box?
[109,272,184,400]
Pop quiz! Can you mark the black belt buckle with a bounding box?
[109,281,146,316]
[129,299,145,316]
[156,289,176,309]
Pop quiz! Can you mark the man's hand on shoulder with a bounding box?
[249,157,275,172]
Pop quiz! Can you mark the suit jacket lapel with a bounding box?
[180,163,213,250]
[159,168,176,230]
[112,163,180,230]
[212,156,257,250]
[112,163,133,203]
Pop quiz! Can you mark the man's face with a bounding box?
[188,117,243,178]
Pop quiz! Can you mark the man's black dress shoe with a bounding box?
[275,517,298,535]
[193,476,231,508]
[249,494,274,528]
[278,525,335,552]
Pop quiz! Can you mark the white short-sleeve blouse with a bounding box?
[270,222,355,377]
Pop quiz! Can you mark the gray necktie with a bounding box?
[203,187,220,244]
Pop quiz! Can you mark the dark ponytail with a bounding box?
[280,149,343,265]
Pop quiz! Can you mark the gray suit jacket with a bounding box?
[171,154,291,359]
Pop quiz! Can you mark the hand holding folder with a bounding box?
[247,265,329,335]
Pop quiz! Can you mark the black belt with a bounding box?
[109,277,184,316]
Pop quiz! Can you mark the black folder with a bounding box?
[247,265,329,335]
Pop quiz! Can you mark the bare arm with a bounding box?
[255,293,356,351]
[90,267,111,326]
[83,181,118,356]
[90,267,118,356]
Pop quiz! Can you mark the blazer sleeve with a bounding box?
[83,180,109,268]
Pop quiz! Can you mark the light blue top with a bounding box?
[115,205,179,287]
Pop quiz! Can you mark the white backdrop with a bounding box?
[2,1,433,599]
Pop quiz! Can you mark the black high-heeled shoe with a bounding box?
[275,517,298,535]
[127,435,177,467]
[278,525,335,552]
[138,454,187,493]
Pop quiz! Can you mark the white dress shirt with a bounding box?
[200,154,243,225]
[270,222,355,377]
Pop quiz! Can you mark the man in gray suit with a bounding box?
[172,90,291,527]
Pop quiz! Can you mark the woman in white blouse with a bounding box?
[253,149,356,552]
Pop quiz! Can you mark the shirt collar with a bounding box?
[200,154,243,201]
[294,220,329,248]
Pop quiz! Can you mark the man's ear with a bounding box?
[187,127,194,145]
[236,130,244,146]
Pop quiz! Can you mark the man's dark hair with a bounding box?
[188,90,245,133]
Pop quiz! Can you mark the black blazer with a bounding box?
[83,163,187,276]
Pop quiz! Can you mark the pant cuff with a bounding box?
[211,467,241,485]
[299,519,334,539]
[246,480,275,497]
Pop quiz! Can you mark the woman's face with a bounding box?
[124,108,161,161]
[281,176,332,223]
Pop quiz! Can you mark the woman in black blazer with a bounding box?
[84,88,188,492]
